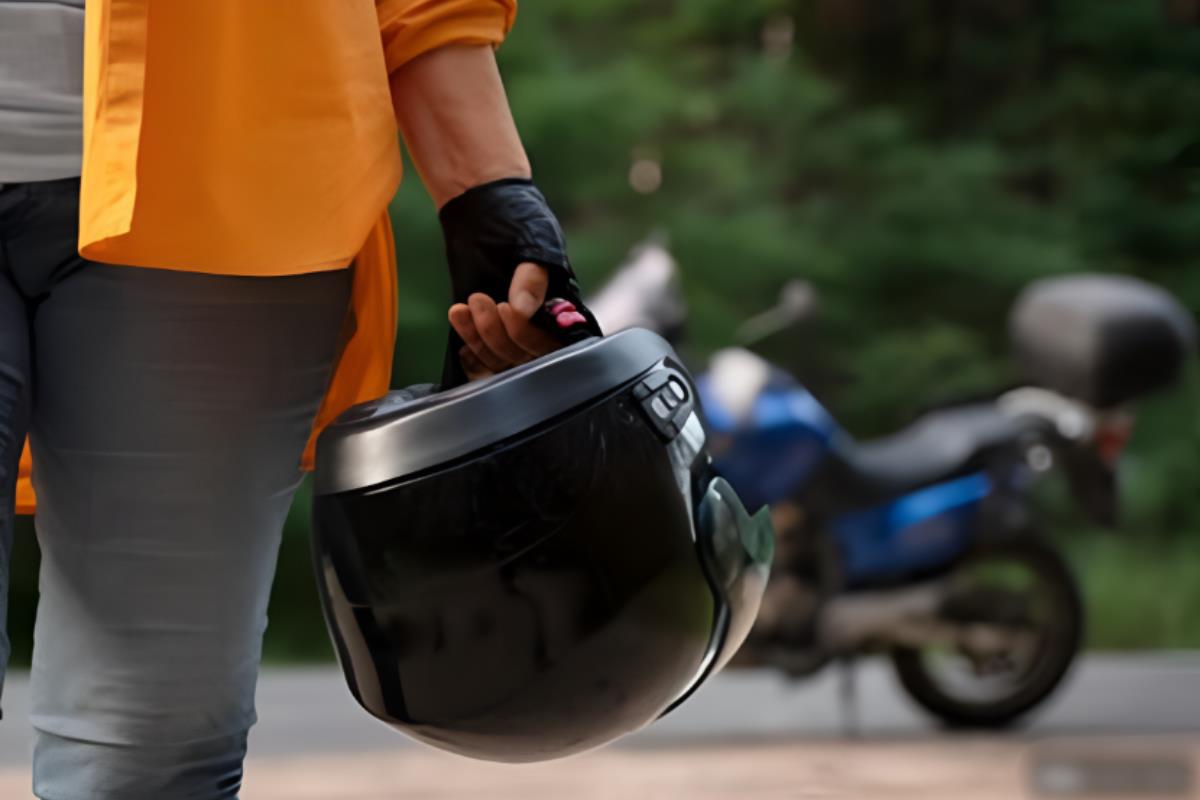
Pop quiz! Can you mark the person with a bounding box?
[0,1,572,796]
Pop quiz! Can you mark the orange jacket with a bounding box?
[15,0,517,515]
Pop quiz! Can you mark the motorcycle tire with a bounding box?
[890,536,1084,729]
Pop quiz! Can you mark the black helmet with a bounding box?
[311,329,773,762]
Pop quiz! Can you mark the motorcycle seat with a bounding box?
[815,404,1029,508]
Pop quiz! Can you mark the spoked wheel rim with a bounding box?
[913,552,1073,707]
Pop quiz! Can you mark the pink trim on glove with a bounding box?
[545,299,588,329]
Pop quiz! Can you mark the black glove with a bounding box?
[438,177,602,388]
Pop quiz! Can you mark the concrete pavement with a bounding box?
[254,652,1200,755]
[2,655,1199,797]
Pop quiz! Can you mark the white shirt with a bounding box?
[0,0,86,182]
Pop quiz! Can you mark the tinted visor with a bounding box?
[697,476,774,673]
[662,475,774,714]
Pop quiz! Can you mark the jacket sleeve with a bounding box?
[376,0,517,74]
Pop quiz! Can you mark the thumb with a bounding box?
[510,262,549,319]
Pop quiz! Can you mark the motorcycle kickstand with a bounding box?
[837,655,861,738]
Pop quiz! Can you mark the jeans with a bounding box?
[0,177,352,799]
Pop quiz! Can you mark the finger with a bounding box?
[449,303,477,343]
[469,293,531,365]
[449,303,508,372]
[459,347,495,381]
[498,302,562,357]
[509,262,550,319]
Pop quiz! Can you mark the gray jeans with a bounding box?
[0,178,352,799]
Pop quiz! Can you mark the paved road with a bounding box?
[3,654,1200,763]
[2,655,1199,798]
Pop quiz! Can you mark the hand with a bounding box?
[448,262,569,381]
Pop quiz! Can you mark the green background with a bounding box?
[8,0,1200,663]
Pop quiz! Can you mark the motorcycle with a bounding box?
[589,242,1196,728]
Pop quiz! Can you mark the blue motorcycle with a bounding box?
[590,244,1196,728]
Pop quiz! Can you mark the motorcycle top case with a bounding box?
[1010,274,1197,408]
[310,329,723,762]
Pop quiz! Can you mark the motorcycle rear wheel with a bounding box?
[890,536,1083,729]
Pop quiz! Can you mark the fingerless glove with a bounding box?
[438,178,602,387]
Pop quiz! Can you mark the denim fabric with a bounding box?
[0,178,352,799]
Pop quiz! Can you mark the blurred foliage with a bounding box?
[7,1,1200,665]
[396,0,1200,525]
[1066,531,1200,649]
[382,0,1200,653]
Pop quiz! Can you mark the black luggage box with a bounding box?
[1010,274,1196,408]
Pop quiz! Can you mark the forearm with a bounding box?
[390,45,531,209]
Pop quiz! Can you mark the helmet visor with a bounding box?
[697,476,774,673]
[660,475,773,716]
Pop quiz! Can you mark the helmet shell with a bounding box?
[312,330,718,761]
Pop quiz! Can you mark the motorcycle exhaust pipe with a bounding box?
[818,581,952,652]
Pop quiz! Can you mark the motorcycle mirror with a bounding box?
[736,279,819,345]
[779,280,818,320]
[587,236,687,339]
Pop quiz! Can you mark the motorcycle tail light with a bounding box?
[1094,413,1134,466]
